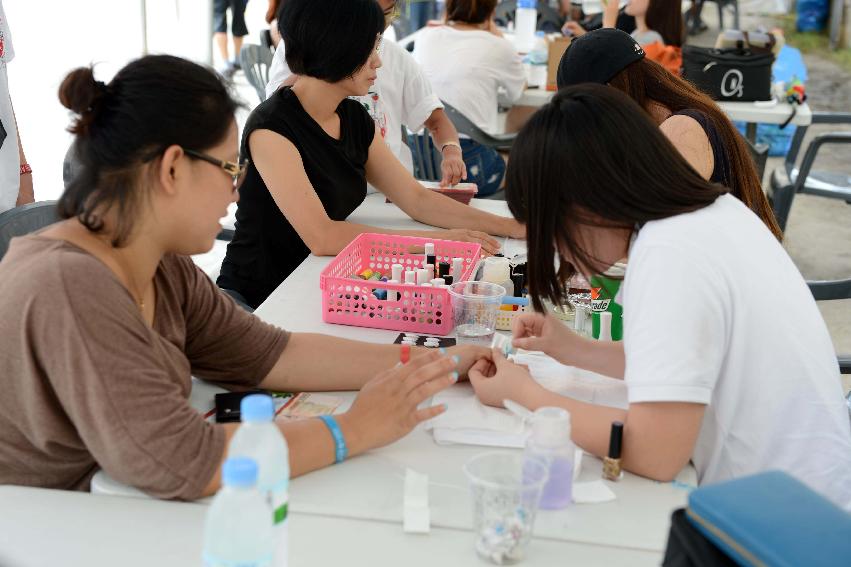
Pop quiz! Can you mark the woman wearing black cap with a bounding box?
[556,28,782,240]
[467,85,851,509]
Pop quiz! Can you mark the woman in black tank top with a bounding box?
[218,0,523,309]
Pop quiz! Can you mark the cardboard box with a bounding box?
[546,35,571,91]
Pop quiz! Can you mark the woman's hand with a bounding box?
[440,228,501,255]
[339,350,458,453]
[512,310,583,365]
[469,349,544,409]
[562,21,587,37]
[440,145,467,187]
[445,344,490,380]
[602,0,621,29]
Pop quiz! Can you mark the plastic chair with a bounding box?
[806,279,851,375]
[768,112,851,231]
[405,126,443,182]
[0,201,59,260]
[441,101,516,151]
[239,44,274,104]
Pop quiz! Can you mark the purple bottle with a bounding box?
[525,407,574,509]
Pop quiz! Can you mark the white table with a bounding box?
[0,486,661,567]
[513,87,813,143]
[252,194,695,555]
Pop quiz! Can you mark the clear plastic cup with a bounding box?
[463,452,549,565]
[448,281,506,346]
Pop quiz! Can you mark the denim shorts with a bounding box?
[460,138,505,197]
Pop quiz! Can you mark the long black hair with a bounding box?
[506,84,727,311]
[58,55,238,246]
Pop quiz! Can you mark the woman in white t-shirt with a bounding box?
[469,84,851,510]
[0,0,33,212]
[413,0,525,196]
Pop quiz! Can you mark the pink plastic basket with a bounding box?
[320,233,481,335]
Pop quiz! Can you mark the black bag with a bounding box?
[662,509,739,567]
[682,45,774,102]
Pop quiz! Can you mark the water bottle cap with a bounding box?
[530,407,571,447]
[222,457,258,487]
[518,0,536,8]
[240,394,274,422]
[535,30,545,37]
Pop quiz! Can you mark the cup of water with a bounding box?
[463,452,549,565]
[448,281,506,346]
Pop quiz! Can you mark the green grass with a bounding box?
[771,15,851,73]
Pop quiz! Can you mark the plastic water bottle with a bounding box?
[525,407,574,509]
[527,30,549,88]
[515,0,538,53]
[228,394,290,567]
[203,458,274,567]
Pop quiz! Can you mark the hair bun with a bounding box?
[59,67,110,135]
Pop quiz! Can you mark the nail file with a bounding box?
[403,468,430,534]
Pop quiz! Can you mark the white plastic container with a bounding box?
[203,458,274,567]
[228,395,290,567]
[481,256,514,297]
[524,407,574,510]
[514,0,538,53]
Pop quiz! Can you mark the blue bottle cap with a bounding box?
[222,457,258,487]
[518,0,536,8]
[240,394,274,422]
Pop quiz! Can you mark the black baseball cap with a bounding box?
[556,28,645,89]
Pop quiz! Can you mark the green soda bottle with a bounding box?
[590,262,626,341]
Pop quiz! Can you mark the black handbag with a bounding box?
[682,45,774,102]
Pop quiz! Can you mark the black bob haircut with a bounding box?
[279,0,384,83]
[505,84,727,312]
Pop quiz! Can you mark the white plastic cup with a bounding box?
[463,452,549,565]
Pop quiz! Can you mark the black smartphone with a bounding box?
[214,390,271,423]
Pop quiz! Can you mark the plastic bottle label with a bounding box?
[270,486,288,567]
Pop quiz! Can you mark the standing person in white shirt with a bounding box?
[413,0,525,197]
[0,1,33,212]
[468,84,851,511]
[265,0,468,188]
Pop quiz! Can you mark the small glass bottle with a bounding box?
[525,407,574,510]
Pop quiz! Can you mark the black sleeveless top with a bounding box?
[672,109,732,188]
[217,87,375,308]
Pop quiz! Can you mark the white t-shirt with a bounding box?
[265,38,442,175]
[0,0,18,212]
[620,194,851,510]
[412,26,525,135]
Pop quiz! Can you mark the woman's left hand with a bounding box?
[440,146,467,187]
[468,349,544,409]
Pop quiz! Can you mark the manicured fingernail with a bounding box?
[450,371,459,382]
[452,355,460,365]
[439,347,447,355]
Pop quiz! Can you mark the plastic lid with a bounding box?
[518,0,536,8]
[425,243,435,255]
[405,271,417,284]
[530,407,571,447]
[240,394,274,422]
[535,30,545,37]
[222,457,258,487]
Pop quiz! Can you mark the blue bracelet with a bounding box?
[318,415,348,464]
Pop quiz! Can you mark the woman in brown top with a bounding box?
[0,55,484,500]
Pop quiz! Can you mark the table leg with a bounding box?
[745,122,757,144]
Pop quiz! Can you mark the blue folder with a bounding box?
[686,471,851,567]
